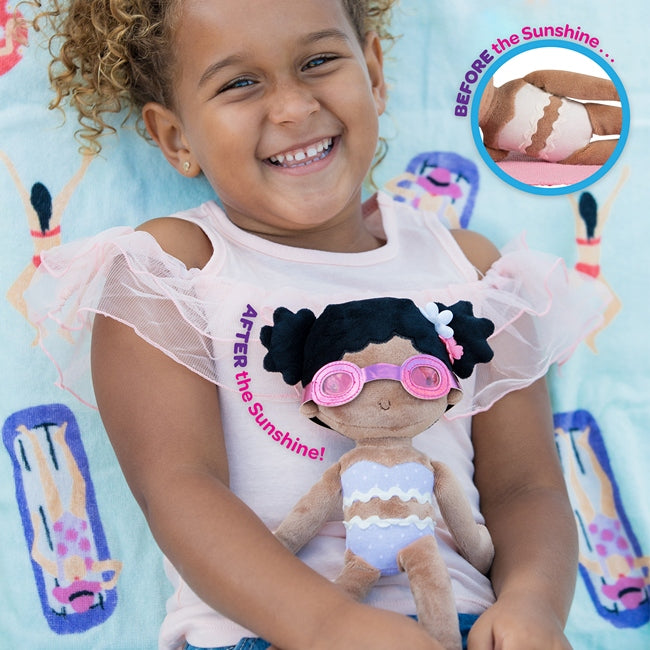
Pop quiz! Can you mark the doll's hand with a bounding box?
[467,592,572,650]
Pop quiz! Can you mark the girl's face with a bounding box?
[145,0,386,249]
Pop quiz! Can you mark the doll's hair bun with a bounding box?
[437,300,495,378]
[260,307,316,385]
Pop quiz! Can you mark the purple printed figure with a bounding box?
[22,423,122,611]
[554,410,649,628]
[4,404,121,634]
[383,151,479,229]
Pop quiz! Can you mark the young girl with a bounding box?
[25,1,609,649]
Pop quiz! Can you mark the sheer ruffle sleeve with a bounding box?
[445,237,611,419]
[25,225,610,416]
[24,227,228,408]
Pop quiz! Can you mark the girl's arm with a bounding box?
[469,378,576,650]
[453,229,576,649]
[91,312,444,650]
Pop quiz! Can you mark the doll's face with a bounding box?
[300,337,461,441]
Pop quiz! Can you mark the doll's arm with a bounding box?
[469,378,576,650]
[274,463,342,554]
[431,461,493,574]
[523,70,619,102]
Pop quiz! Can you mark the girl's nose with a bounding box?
[267,80,320,125]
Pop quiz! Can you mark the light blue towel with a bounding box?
[1,1,648,648]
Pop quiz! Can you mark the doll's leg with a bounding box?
[584,103,622,136]
[334,549,381,601]
[561,140,618,165]
[398,535,461,650]
[484,145,509,162]
[523,71,619,102]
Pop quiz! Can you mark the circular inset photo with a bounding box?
[471,41,629,195]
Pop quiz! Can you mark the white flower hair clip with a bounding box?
[420,302,464,363]
[420,302,454,339]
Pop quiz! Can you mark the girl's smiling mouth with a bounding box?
[266,137,336,168]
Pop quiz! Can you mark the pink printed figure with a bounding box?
[20,423,122,615]
[0,151,92,330]
[569,166,628,352]
[0,1,28,74]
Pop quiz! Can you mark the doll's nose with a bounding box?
[378,398,391,411]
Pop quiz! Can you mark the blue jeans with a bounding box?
[185,613,479,650]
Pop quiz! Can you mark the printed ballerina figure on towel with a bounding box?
[0,151,92,332]
[555,419,649,624]
[0,1,28,75]
[569,166,629,352]
[20,423,122,615]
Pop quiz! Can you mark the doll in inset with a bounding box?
[261,297,495,650]
[479,70,622,164]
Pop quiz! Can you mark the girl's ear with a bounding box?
[363,32,387,116]
[142,102,201,177]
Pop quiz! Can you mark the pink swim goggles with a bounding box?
[302,354,460,407]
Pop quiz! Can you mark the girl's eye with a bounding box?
[303,55,337,71]
[219,77,255,93]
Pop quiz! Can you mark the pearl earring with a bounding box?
[183,161,191,173]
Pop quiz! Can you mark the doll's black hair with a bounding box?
[261,297,494,387]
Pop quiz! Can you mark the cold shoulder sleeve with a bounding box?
[445,236,612,419]
[24,227,227,408]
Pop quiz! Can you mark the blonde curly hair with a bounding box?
[28,0,398,153]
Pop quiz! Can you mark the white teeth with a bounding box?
[268,137,333,166]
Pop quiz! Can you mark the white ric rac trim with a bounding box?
[497,83,550,153]
[344,515,436,531]
[342,487,433,507]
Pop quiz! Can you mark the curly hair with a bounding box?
[27,0,398,153]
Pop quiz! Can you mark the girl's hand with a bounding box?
[467,593,572,650]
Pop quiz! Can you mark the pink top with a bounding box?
[25,193,610,648]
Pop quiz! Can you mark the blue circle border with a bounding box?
[470,39,630,196]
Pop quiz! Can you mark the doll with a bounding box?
[261,297,495,650]
[478,70,621,164]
